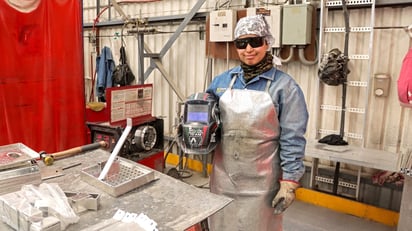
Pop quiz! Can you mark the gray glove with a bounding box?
[272,180,300,215]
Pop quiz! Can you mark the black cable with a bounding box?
[340,0,350,138]
[333,0,350,195]
[163,137,177,168]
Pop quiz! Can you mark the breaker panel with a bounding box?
[247,6,283,48]
[282,4,313,45]
[209,9,237,42]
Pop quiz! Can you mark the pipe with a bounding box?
[297,46,318,65]
[279,46,294,63]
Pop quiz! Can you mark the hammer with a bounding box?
[39,141,108,166]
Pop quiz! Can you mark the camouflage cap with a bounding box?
[234,14,274,47]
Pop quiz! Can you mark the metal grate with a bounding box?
[104,164,146,186]
[81,158,156,197]
[326,0,373,7]
[315,176,358,189]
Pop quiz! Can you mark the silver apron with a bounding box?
[209,76,282,231]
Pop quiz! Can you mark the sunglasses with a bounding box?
[234,37,265,49]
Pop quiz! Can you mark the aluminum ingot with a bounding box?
[65,191,101,213]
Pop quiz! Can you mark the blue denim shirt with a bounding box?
[96,46,115,101]
[206,66,309,182]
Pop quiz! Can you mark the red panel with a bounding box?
[86,108,109,123]
[138,151,165,173]
[0,0,86,153]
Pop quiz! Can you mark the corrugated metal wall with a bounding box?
[82,1,412,160]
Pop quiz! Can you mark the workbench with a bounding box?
[0,150,232,231]
[305,140,400,200]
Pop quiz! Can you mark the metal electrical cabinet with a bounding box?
[282,4,313,45]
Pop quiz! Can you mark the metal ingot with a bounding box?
[0,143,39,170]
[65,191,101,213]
[80,158,156,197]
[0,165,41,195]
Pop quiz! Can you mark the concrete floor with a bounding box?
[283,201,396,231]
[172,167,396,231]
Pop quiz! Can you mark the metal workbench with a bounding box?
[305,140,400,200]
[0,150,232,231]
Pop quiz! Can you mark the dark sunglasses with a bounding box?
[234,37,265,49]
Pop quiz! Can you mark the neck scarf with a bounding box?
[241,52,274,82]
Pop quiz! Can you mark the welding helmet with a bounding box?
[176,92,220,155]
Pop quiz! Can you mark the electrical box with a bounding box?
[282,4,313,45]
[247,6,283,48]
[374,74,391,97]
[209,9,237,42]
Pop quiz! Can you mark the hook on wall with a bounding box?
[406,24,412,38]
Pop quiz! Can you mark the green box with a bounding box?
[282,4,313,45]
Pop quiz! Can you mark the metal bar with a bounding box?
[310,158,319,189]
[138,0,206,99]
[374,26,409,30]
[356,167,361,200]
[325,0,411,7]
[137,33,145,84]
[332,162,340,194]
[331,0,350,195]
[152,56,186,101]
[202,154,208,177]
[315,0,327,140]
[158,0,206,58]
[83,12,208,29]
[109,0,130,22]
[362,0,376,148]
[98,118,133,180]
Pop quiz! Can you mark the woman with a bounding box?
[206,15,309,231]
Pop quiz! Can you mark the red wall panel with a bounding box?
[0,0,86,153]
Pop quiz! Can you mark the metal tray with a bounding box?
[80,158,156,197]
[0,143,39,171]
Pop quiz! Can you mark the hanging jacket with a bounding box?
[96,46,115,102]
[398,48,412,106]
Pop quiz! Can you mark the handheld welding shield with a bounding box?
[177,92,220,155]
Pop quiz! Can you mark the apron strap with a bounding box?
[265,79,272,92]
[228,74,238,89]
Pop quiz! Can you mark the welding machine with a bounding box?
[86,84,164,172]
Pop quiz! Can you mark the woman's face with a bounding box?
[235,35,268,66]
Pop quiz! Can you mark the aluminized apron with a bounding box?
[209,76,282,231]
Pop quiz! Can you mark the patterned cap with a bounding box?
[234,15,274,47]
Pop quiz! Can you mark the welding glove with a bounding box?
[272,180,300,215]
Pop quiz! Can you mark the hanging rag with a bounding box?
[318,48,350,86]
[318,134,348,145]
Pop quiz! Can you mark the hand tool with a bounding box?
[39,141,107,166]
